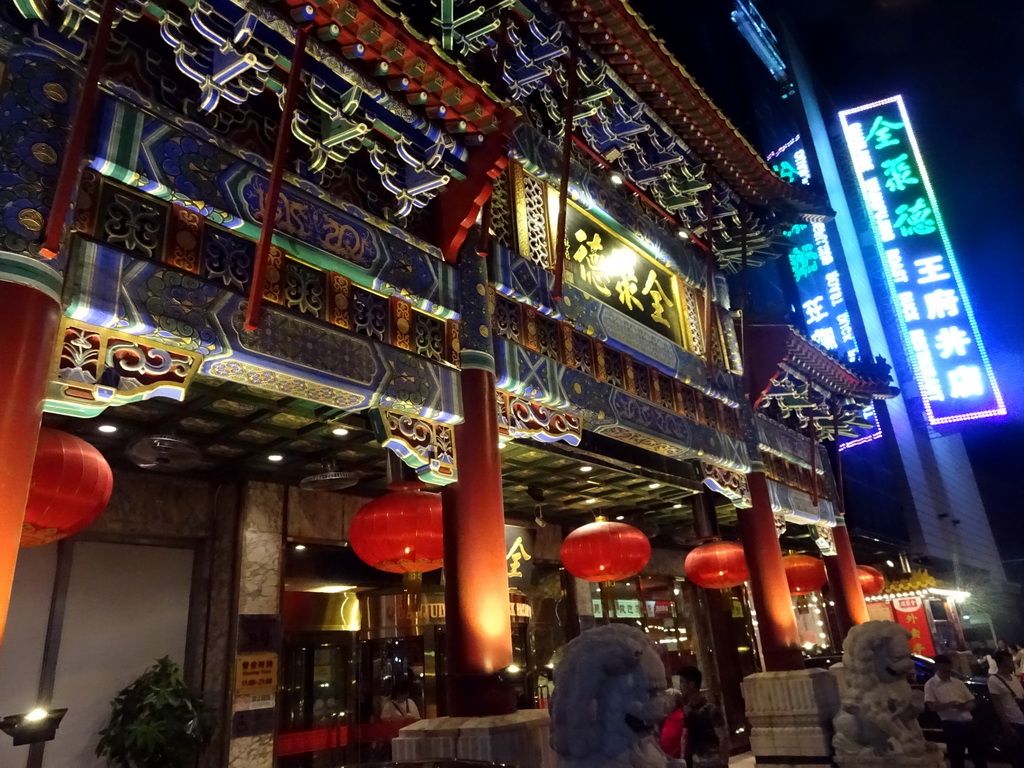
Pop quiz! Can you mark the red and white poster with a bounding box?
[892,596,936,657]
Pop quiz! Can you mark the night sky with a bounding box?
[633,0,1024,571]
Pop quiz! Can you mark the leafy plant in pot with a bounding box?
[96,656,213,768]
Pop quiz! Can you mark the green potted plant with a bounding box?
[96,656,213,768]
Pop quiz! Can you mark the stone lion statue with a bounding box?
[550,624,682,768]
[832,621,942,765]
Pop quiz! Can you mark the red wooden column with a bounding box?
[738,471,802,671]
[823,437,869,637]
[441,249,515,716]
[823,518,869,639]
[0,256,62,644]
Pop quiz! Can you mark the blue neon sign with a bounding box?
[769,135,881,448]
[839,96,1005,426]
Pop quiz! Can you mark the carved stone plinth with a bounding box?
[742,668,840,766]
[393,710,555,768]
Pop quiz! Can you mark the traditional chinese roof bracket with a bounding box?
[747,325,895,442]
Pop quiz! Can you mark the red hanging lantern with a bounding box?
[561,517,651,582]
[22,428,113,547]
[858,565,886,597]
[349,483,443,575]
[684,541,749,589]
[783,554,827,595]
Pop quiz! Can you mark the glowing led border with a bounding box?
[838,95,1005,426]
[770,134,884,449]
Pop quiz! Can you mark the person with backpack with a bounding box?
[988,650,1024,767]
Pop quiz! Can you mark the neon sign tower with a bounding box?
[838,95,1004,425]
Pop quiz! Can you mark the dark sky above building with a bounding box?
[633,0,1024,566]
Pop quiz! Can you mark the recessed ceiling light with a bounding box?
[268,454,284,462]
[585,498,597,504]
[673,503,683,509]
[331,427,350,437]
[580,465,593,473]
[608,169,625,185]
[648,483,661,489]
[886,559,895,567]
[616,515,625,521]
[294,544,306,551]
[98,424,117,433]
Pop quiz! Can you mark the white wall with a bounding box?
[0,545,58,768]
[40,542,193,768]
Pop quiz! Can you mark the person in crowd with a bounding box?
[659,689,685,760]
[1012,643,1024,678]
[380,679,420,721]
[924,654,987,768]
[988,650,1024,766]
[981,647,1000,675]
[678,666,728,768]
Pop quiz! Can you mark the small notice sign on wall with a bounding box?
[235,652,278,696]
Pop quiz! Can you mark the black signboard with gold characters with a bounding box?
[505,524,536,585]
[560,202,686,346]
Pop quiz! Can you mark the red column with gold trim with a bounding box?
[0,255,62,645]
[738,471,802,671]
[440,250,515,716]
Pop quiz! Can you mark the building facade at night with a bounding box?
[0,0,905,766]
[637,0,1014,632]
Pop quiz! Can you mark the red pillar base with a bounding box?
[445,673,517,718]
[739,472,802,671]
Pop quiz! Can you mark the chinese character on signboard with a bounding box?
[235,652,278,697]
[505,525,536,584]
[769,135,881,448]
[839,96,1004,425]
[558,203,686,347]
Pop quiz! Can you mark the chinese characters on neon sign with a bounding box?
[839,96,1004,425]
[769,136,881,447]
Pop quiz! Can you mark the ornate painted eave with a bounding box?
[560,0,831,216]
[748,325,895,405]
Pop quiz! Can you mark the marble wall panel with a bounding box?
[238,531,281,617]
[91,469,214,539]
[286,487,372,542]
[227,734,274,768]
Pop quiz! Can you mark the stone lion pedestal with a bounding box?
[743,621,944,768]
[393,710,555,768]
[831,621,943,768]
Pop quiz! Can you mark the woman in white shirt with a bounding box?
[380,680,421,721]
[988,650,1024,765]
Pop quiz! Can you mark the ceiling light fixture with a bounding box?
[648,483,661,489]
[267,454,284,462]
[331,427,350,437]
[579,465,593,473]
[585,498,597,504]
[608,169,625,186]
[98,424,117,434]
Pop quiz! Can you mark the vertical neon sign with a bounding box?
[769,135,881,447]
[839,96,1004,425]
